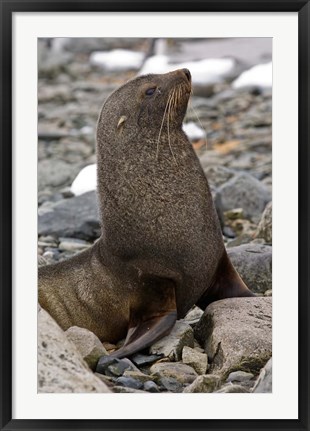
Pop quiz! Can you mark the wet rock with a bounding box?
[252,358,272,393]
[194,297,272,379]
[182,346,208,375]
[96,356,119,374]
[227,243,272,294]
[105,359,136,377]
[150,362,198,385]
[144,381,160,393]
[183,375,221,393]
[115,376,144,390]
[217,172,271,222]
[38,191,101,240]
[255,201,272,244]
[38,308,110,393]
[150,321,194,361]
[131,353,164,367]
[226,370,254,383]
[65,326,108,370]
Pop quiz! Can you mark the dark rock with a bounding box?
[144,381,160,393]
[115,376,144,390]
[105,359,136,377]
[158,377,184,393]
[38,191,100,241]
[96,356,119,375]
[131,353,164,367]
[222,226,236,239]
[227,243,272,294]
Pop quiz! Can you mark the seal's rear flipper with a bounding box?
[102,279,177,360]
[196,251,255,310]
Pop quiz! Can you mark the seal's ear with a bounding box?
[117,115,127,130]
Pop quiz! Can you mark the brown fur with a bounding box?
[39,69,254,353]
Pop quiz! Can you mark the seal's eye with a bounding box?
[145,87,156,96]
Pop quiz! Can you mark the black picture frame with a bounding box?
[1,1,309,430]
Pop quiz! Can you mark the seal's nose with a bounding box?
[182,68,191,82]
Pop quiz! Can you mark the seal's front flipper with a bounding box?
[196,251,255,310]
[106,279,177,360]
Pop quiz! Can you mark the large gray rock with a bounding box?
[227,243,272,294]
[149,321,194,361]
[38,191,101,240]
[38,308,111,393]
[217,172,271,222]
[194,297,272,379]
[252,358,272,393]
[38,159,80,191]
[65,326,108,370]
[255,201,272,244]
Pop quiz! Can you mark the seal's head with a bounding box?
[97,69,192,138]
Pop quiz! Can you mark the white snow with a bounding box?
[183,122,206,141]
[70,164,97,196]
[232,62,272,89]
[89,49,144,71]
[139,57,236,86]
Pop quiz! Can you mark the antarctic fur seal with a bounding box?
[39,69,254,361]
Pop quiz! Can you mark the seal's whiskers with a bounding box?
[167,89,178,165]
[156,92,173,160]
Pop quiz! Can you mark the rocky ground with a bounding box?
[38,38,272,394]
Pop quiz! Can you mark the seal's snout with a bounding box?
[182,68,191,82]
